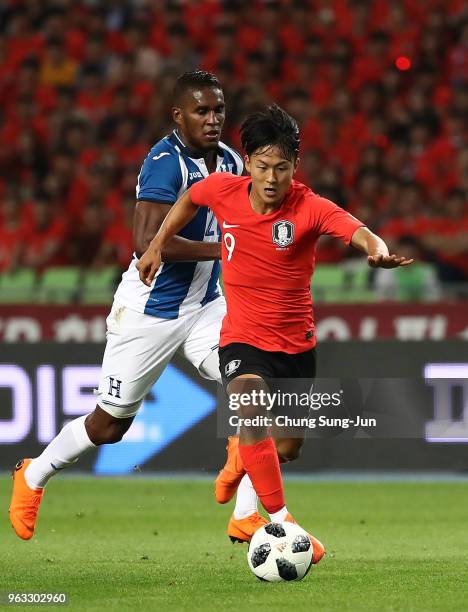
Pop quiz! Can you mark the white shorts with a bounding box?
[96,297,225,418]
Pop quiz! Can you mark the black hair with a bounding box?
[173,71,221,103]
[240,104,300,161]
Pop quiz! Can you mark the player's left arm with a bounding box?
[137,190,201,286]
[351,226,414,268]
[312,195,414,269]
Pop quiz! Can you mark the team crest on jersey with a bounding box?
[225,359,241,377]
[272,220,294,247]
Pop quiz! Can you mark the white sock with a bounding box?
[233,474,258,519]
[269,506,289,522]
[25,415,96,489]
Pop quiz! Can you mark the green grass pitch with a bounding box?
[1,477,468,611]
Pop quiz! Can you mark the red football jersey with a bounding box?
[190,173,365,353]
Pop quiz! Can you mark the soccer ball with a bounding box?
[247,522,313,582]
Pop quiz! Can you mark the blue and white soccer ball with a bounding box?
[247,522,313,582]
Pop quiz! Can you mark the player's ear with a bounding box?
[172,106,182,126]
[293,156,300,174]
[244,155,251,173]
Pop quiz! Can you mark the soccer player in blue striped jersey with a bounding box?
[9,71,261,542]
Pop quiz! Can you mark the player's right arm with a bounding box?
[134,200,220,261]
[137,190,201,286]
[134,148,220,262]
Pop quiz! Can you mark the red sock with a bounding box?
[238,438,285,514]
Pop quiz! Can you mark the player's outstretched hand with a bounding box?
[137,248,162,286]
[367,254,414,269]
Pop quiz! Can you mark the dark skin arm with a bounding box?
[137,192,201,285]
[134,200,221,261]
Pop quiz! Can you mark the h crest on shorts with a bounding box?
[272,220,294,247]
[108,377,122,398]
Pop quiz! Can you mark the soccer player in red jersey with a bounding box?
[137,105,413,561]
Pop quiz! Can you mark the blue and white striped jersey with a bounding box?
[114,130,243,318]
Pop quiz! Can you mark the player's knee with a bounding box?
[198,350,221,383]
[89,422,128,445]
[85,408,133,445]
[105,422,128,444]
[275,439,304,462]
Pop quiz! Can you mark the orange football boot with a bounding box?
[228,512,268,543]
[214,436,245,504]
[9,459,44,540]
[285,513,325,565]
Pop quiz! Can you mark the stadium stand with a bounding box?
[37,266,80,303]
[0,268,36,303]
[0,0,466,303]
[81,266,120,304]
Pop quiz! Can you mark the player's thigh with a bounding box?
[179,297,226,382]
[96,302,184,418]
[228,374,271,442]
[270,353,316,444]
[219,342,276,421]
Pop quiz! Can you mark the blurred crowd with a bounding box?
[0,0,467,285]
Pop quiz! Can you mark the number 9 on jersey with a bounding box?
[224,232,236,261]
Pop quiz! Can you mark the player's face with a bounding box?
[245,146,298,208]
[173,87,225,151]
